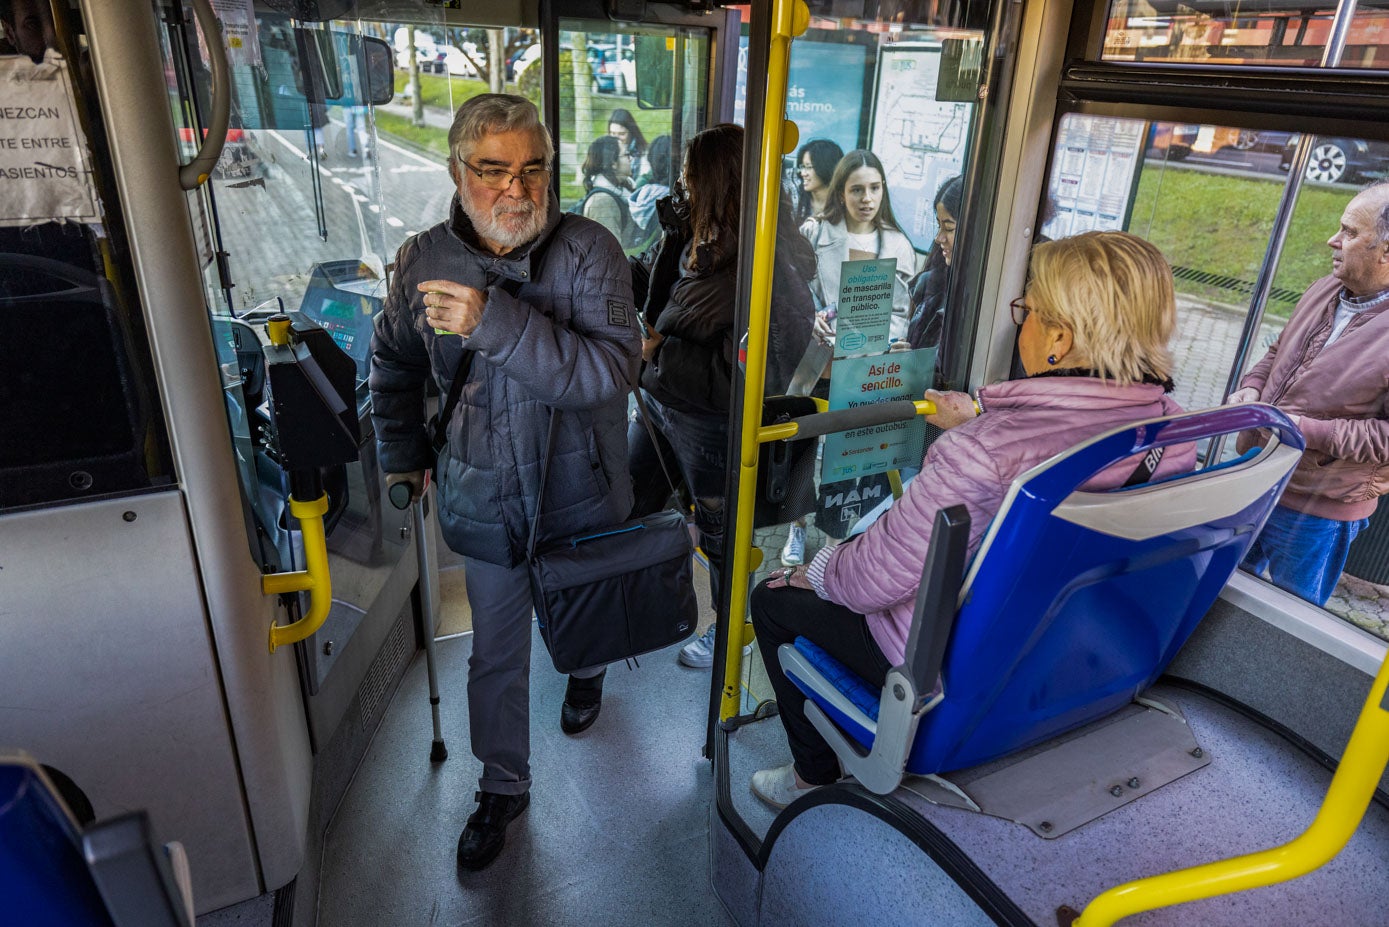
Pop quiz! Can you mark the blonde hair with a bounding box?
[447,93,554,166]
[1026,231,1176,386]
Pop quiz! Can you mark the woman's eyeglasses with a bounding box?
[1010,297,1031,326]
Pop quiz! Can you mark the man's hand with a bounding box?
[923,389,978,430]
[419,280,486,337]
[1227,387,1260,404]
[813,310,835,346]
[386,471,426,508]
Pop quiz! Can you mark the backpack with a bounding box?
[570,187,640,248]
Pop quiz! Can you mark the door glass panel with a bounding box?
[555,19,709,254]
[161,7,474,674]
[739,11,986,711]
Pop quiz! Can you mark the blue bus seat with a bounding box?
[0,753,194,927]
[778,405,1304,795]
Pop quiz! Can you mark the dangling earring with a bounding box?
[1047,355,1058,366]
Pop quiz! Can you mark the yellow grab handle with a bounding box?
[755,399,939,444]
[263,494,332,653]
[1074,641,1389,926]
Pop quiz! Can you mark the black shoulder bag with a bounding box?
[526,391,698,674]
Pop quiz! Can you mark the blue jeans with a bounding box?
[1242,505,1369,606]
[628,392,728,606]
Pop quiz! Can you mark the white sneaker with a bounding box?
[780,525,806,565]
[679,624,718,668]
[751,763,820,810]
[678,624,754,669]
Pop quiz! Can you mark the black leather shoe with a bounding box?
[456,790,529,872]
[560,670,606,735]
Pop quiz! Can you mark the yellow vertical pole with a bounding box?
[719,0,810,721]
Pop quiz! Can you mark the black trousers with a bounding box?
[749,581,891,785]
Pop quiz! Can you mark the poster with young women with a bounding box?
[868,45,972,252]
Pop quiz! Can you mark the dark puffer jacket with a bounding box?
[635,218,817,413]
[370,194,640,567]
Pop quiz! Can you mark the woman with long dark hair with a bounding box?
[579,134,634,242]
[794,139,843,224]
[906,174,963,349]
[628,123,816,669]
[607,107,649,182]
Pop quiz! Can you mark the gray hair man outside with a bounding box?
[1231,180,1389,605]
[369,94,639,871]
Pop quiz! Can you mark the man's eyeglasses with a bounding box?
[459,161,552,191]
[1010,297,1031,326]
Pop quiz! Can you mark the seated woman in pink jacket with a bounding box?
[749,230,1197,809]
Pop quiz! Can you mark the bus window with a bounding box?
[1,15,175,510]
[1042,114,1389,643]
[1104,0,1389,69]
[1240,135,1389,638]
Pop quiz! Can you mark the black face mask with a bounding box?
[656,180,692,236]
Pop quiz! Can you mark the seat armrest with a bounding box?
[901,505,970,701]
[82,812,194,927]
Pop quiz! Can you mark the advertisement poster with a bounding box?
[869,46,973,252]
[832,258,896,357]
[1042,115,1145,238]
[0,53,99,227]
[821,348,934,483]
[734,35,867,148]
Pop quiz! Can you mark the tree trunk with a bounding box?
[488,28,505,93]
[407,26,424,128]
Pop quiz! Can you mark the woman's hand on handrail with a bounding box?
[924,389,977,431]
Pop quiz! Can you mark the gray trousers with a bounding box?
[462,556,603,796]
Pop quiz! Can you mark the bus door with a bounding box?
[157,2,452,748]
[539,0,740,252]
[709,0,1002,829]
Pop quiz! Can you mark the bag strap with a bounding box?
[527,384,682,561]
[1122,445,1165,487]
[433,228,560,448]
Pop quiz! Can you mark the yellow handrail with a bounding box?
[1074,643,1389,926]
[263,493,333,653]
[720,0,809,721]
[756,399,938,444]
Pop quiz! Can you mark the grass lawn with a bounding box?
[393,71,493,111]
[1130,164,1352,317]
[373,110,450,159]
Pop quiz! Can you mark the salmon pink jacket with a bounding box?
[806,375,1195,665]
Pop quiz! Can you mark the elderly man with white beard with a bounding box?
[369,94,639,872]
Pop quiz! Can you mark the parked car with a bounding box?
[511,42,542,83]
[1279,134,1389,184]
[430,44,480,78]
[587,44,634,94]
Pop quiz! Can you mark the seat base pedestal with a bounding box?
[901,698,1211,838]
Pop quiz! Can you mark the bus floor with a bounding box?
[716,680,1389,925]
[313,627,733,927]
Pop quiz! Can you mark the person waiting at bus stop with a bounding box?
[746,231,1195,808]
[1229,180,1389,606]
[369,94,638,872]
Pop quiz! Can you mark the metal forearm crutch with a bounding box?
[390,479,448,763]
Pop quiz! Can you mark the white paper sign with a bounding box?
[210,0,261,68]
[0,51,99,227]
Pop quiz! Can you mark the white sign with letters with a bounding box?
[0,51,99,227]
